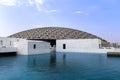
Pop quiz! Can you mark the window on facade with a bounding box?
[63,44,66,49]
[33,44,36,49]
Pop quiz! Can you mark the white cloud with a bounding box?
[28,0,44,11]
[0,0,17,6]
[35,0,44,5]
[34,0,44,11]
[0,0,44,7]
[0,0,57,13]
[74,11,88,15]
[0,0,45,12]
[45,9,57,13]
[28,0,44,6]
[28,0,34,5]
[75,11,83,14]
[28,0,58,13]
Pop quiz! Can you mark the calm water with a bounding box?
[0,52,120,80]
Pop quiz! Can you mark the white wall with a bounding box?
[0,37,18,53]
[14,40,51,55]
[0,47,17,53]
[56,39,101,51]
[0,37,18,48]
[56,39,120,53]
[0,37,51,55]
[56,39,106,53]
[13,39,28,55]
[28,40,51,55]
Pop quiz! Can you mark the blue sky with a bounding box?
[0,0,120,43]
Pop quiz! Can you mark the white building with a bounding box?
[1,27,120,55]
[0,37,119,55]
[0,37,51,55]
[0,37,17,53]
[56,39,101,52]
[56,39,116,53]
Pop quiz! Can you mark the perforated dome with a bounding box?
[8,27,106,41]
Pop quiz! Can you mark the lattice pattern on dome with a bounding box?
[8,27,105,41]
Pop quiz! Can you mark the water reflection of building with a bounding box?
[27,54,50,66]
[50,51,56,66]
[63,53,66,64]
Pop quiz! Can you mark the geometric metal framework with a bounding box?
[8,27,107,42]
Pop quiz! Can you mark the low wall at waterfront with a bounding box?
[57,48,120,54]
[0,47,17,53]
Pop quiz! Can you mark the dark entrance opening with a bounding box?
[39,39,56,47]
[29,39,56,47]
